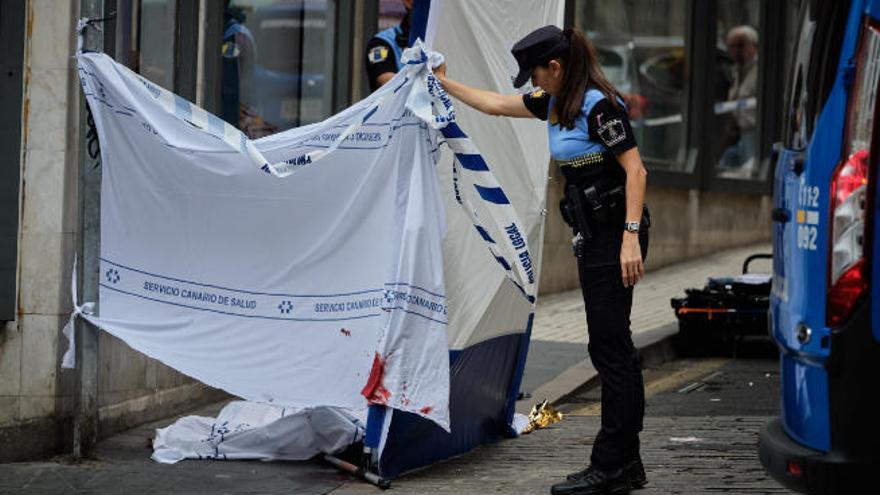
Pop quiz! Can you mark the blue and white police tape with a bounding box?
[130,70,394,178]
[438,121,536,303]
[397,46,536,303]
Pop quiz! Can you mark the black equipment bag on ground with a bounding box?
[670,253,772,356]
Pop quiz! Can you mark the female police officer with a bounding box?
[435,25,649,495]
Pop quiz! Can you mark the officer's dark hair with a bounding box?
[540,28,622,130]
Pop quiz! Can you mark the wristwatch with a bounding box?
[624,221,640,233]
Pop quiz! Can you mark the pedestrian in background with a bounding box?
[435,25,650,495]
[718,25,759,174]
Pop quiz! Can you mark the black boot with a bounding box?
[565,466,593,482]
[551,465,630,495]
[566,459,647,489]
[624,459,647,489]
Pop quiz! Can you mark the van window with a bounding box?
[783,0,851,150]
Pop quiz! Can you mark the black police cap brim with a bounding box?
[513,67,533,89]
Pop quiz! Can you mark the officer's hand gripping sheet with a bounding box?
[67,40,535,434]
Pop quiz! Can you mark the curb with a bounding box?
[515,322,679,414]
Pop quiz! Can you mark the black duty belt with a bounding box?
[552,152,604,169]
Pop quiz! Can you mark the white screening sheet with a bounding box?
[65,39,536,437]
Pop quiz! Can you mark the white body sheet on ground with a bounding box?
[67,26,541,462]
[151,401,364,463]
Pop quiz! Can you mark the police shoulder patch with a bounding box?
[597,117,626,147]
[368,45,389,64]
[221,41,241,59]
[530,89,545,98]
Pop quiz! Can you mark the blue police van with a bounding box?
[759,0,880,493]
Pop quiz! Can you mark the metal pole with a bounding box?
[73,0,106,459]
[321,405,391,488]
[322,454,391,489]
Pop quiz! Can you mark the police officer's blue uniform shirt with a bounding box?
[523,88,643,267]
[366,16,410,91]
[372,25,406,71]
[523,88,636,186]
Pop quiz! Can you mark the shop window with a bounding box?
[573,0,690,173]
[712,0,763,180]
[139,0,178,91]
[221,0,338,139]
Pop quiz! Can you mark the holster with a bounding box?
[562,183,594,241]
[560,180,627,238]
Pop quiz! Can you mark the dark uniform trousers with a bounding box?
[578,232,648,471]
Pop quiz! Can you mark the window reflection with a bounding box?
[139,0,177,90]
[222,0,336,139]
[714,1,761,179]
[574,0,689,172]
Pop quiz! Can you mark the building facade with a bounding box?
[1,0,800,461]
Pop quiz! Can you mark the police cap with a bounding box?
[510,25,569,88]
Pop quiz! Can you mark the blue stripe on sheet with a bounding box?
[474,184,510,205]
[456,154,489,171]
[174,95,192,121]
[475,225,495,243]
[440,122,466,139]
[208,114,226,139]
[362,106,379,123]
[494,256,511,271]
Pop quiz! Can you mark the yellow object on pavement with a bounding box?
[522,400,563,434]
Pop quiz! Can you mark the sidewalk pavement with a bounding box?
[0,243,773,494]
[517,242,772,413]
[370,356,791,494]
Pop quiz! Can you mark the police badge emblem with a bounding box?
[368,45,389,64]
[221,41,241,59]
[597,118,626,147]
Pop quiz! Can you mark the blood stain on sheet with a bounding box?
[420,406,433,415]
[361,352,391,405]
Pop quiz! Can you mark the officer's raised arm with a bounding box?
[434,64,535,119]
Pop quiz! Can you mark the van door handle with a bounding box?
[774,143,807,175]
[792,156,805,174]
[772,208,790,223]
[770,141,783,161]
[789,149,806,175]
